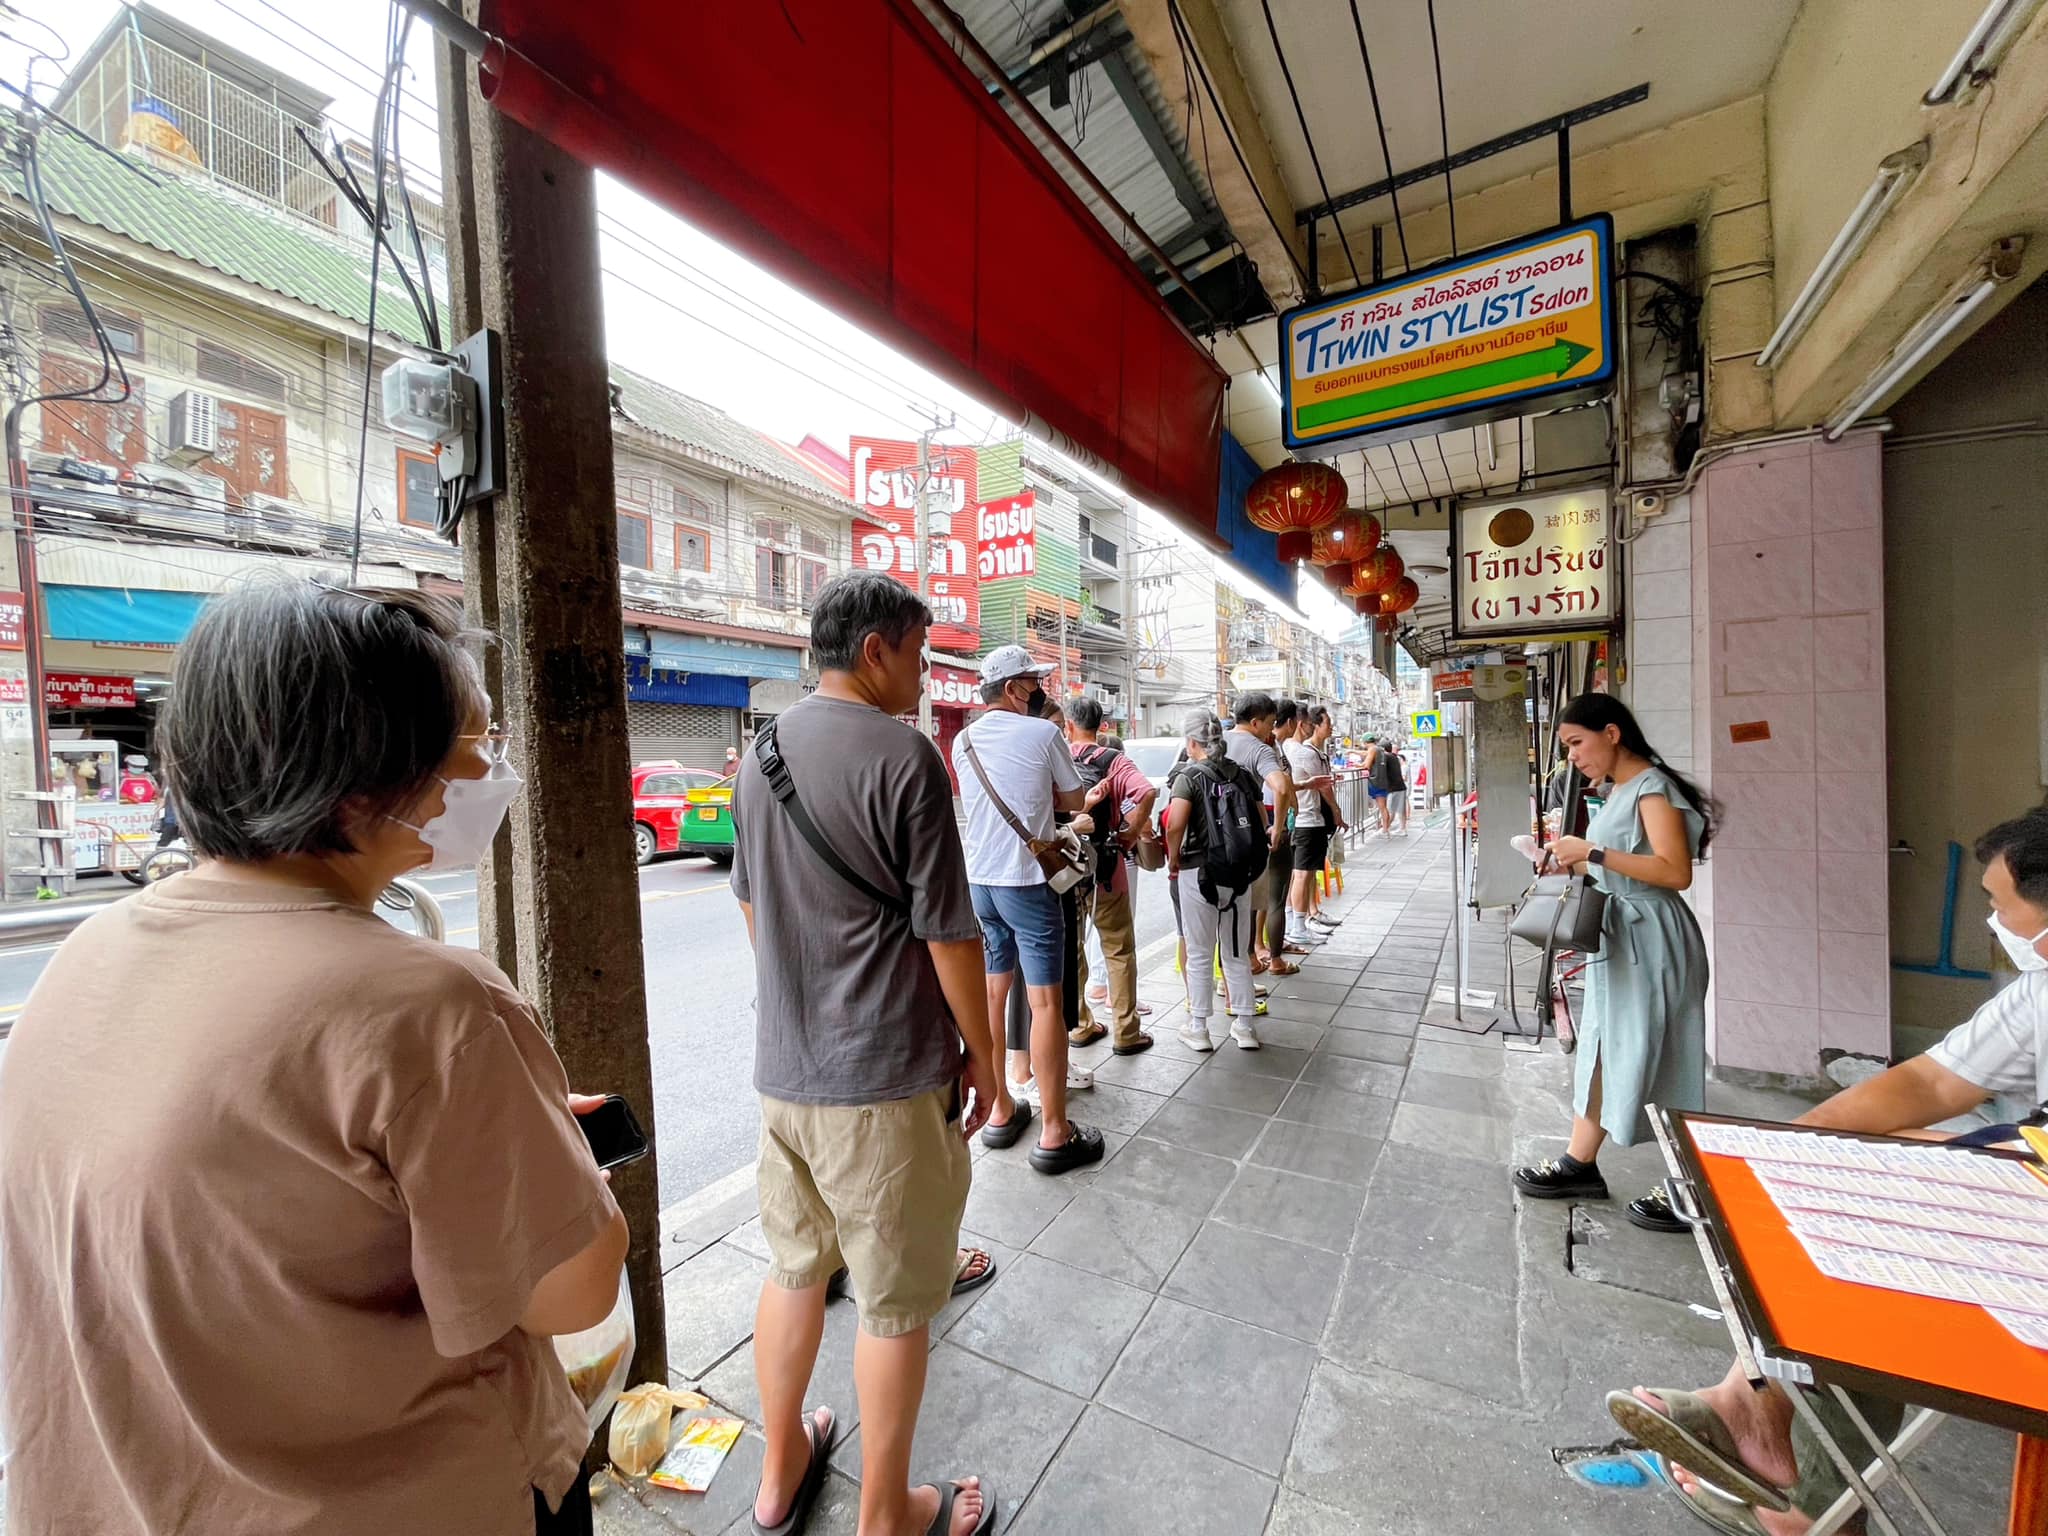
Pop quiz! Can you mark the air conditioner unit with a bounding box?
[166,390,220,464]
[242,494,317,553]
[675,577,722,614]
[131,463,231,538]
[317,521,353,557]
[620,571,663,603]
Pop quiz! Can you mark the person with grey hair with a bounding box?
[0,581,627,1536]
[1164,708,1269,1051]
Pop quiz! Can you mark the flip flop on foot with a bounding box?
[920,1477,997,1536]
[1030,1123,1105,1175]
[951,1247,997,1296]
[1641,1453,1768,1534]
[1605,1390,1793,1512]
[1112,1031,1155,1056]
[978,1098,1033,1151]
[1068,1021,1107,1047]
[752,1406,836,1536]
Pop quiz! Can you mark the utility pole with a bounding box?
[914,426,933,736]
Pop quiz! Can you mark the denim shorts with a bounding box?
[972,881,1065,986]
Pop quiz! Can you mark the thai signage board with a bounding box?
[850,436,980,651]
[1451,486,1616,643]
[976,492,1038,581]
[1280,216,1616,453]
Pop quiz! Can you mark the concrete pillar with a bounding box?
[1684,433,1891,1077]
[435,25,666,1383]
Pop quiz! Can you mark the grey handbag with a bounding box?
[1510,872,1607,953]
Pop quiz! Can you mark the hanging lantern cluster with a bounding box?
[1378,575,1420,617]
[1244,461,1346,562]
[1345,544,1405,606]
[1308,511,1380,590]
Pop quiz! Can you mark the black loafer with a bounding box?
[1626,1188,1690,1233]
[1512,1156,1610,1200]
[1029,1123,1105,1176]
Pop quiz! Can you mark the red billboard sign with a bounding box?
[926,663,981,710]
[46,673,136,709]
[0,592,24,651]
[976,491,1037,581]
[850,436,980,651]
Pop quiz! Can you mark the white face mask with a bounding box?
[392,767,522,871]
[1988,912,2048,973]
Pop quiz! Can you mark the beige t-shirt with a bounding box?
[0,875,619,1535]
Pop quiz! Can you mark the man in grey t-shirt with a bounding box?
[1223,692,1296,962]
[729,572,1000,1536]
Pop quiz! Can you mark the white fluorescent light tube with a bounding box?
[1822,239,2025,439]
[1757,141,1929,369]
[1925,0,2047,104]
[1255,367,1282,402]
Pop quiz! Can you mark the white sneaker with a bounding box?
[1286,925,1326,948]
[1068,1065,1095,1091]
[1230,1023,1262,1050]
[1179,1022,1216,1052]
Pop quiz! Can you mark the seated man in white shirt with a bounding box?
[1607,804,2048,1534]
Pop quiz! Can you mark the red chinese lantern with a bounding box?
[1309,511,1381,568]
[1352,592,1377,615]
[1376,613,1401,634]
[1345,544,1405,597]
[1377,576,1420,616]
[1245,461,1346,563]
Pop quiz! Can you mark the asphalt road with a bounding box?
[0,854,1181,1208]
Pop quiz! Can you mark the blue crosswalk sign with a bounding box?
[1410,711,1444,737]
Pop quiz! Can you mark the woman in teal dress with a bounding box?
[1511,695,1717,1233]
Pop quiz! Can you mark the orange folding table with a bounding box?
[1652,1107,2048,1536]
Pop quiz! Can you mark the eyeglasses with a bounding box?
[919,646,933,675]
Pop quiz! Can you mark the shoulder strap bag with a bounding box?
[752,722,910,918]
[1509,872,1607,953]
[957,726,1091,895]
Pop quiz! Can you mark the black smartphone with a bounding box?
[577,1095,649,1170]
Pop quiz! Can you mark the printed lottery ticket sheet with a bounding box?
[1690,1123,2048,1349]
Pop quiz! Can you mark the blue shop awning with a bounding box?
[45,585,209,646]
[647,630,801,681]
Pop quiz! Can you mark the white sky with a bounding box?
[0,0,1352,638]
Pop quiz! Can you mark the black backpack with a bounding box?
[1188,758,1267,906]
[1071,743,1124,888]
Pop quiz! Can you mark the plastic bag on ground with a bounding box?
[553,1269,636,1438]
[608,1382,710,1477]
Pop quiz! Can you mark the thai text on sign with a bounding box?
[1280,216,1614,450]
[0,592,24,651]
[1451,487,1614,641]
[849,436,980,649]
[977,492,1037,580]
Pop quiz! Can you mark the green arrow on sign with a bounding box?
[1297,338,1593,431]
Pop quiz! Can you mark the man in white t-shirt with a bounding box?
[1605,804,2048,1535]
[953,646,1100,1176]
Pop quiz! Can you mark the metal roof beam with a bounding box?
[1094,45,1215,230]
[1295,84,1651,228]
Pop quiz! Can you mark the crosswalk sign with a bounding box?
[1410,710,1444,737]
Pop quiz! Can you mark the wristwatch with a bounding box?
[1588,847,1607,867]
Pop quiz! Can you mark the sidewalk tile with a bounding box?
[700,1290,863,1433]
[945,1254,1152,1397]
[1327,1005,1418,1037]
[1177,1067,1292,1116]
[1140,1097,1268,1158]
[1098,1298,1315,1476]
[1200,1041,1313,1081]
[963,1161,1083,1248]
[1257,998,1342,1027]
[1298,1054,1405,1099]
[1247,1120,1382,1187]
[1264,978,1352,1005]
[1213,1163,1367,1253]
[1090,1135,1237,1215]
[1028,1186,1202,1290]
[1246,1016,1328,1051]
[1352,1187,1516,1295]
[1372,1141,1514,1211]
[1400,1067,1509,1117]
[1408,1039,1505,1079]
[664,1242,768,1382]
[1320,1026,1412,1064]
[1275,1082,1397,1138]
[831,1342,1085,1530]
[1007,1405,1275,1536]
[1323,1259,1520,1403]
[1388,1100,1512,1163]
[1163,1220,1344,1342]
[977,1127,1130,1189]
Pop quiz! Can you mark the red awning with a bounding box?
[474,0,1226,544]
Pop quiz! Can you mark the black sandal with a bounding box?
[923,1479,997,1536]
[978,1099,1033,1151]
[751,1407,836,1536]
[1029,1123,1105,1176]
[1626,1187,1690,1234]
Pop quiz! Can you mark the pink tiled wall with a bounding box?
[1689,435,1890,1076]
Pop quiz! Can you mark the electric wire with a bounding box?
[1165,0,1308,285]
[347,4,404,580]
[1343,0,1409,273]
[1425,0,1458,257]
[1256,0,1357,290]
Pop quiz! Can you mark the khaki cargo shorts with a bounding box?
[756,1084,971,1338]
